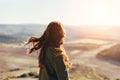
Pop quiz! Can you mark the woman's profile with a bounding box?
[25,21,71,80]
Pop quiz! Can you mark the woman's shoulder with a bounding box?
[47,46,64,57]
[47,46,63,53]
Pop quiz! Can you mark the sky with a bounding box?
[0,0,120,26]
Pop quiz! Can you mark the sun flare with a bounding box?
[95,5,107,18]
[94,1,110,25]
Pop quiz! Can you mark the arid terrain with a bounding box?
[0,25,120,80]
[0,38,120,80]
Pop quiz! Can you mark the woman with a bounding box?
[25,21,71,80]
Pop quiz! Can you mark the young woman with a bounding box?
[25,21,71,80]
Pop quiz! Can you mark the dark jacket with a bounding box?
[39,46,69,80]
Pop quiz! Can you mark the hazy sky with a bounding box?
[0,0,120,26]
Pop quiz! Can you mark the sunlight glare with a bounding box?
[94,1,109,25]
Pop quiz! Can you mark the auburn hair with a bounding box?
[25,21,71,68]
[43,21,65,46]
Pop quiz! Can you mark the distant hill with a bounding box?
[0,34,25,43]
[0,24,46,43]
[0,24,83,43]
[0,24,46,36]
[0,24,120,43]
[97,43,120,61]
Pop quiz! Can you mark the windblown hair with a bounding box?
[25,21,71,68]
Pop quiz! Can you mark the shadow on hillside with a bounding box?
[96,55,120,66]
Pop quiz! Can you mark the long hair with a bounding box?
[43,21,65,46]
[25,21,71,68]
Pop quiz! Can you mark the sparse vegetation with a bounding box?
[17,72,39,78]
[5,64,111,80]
